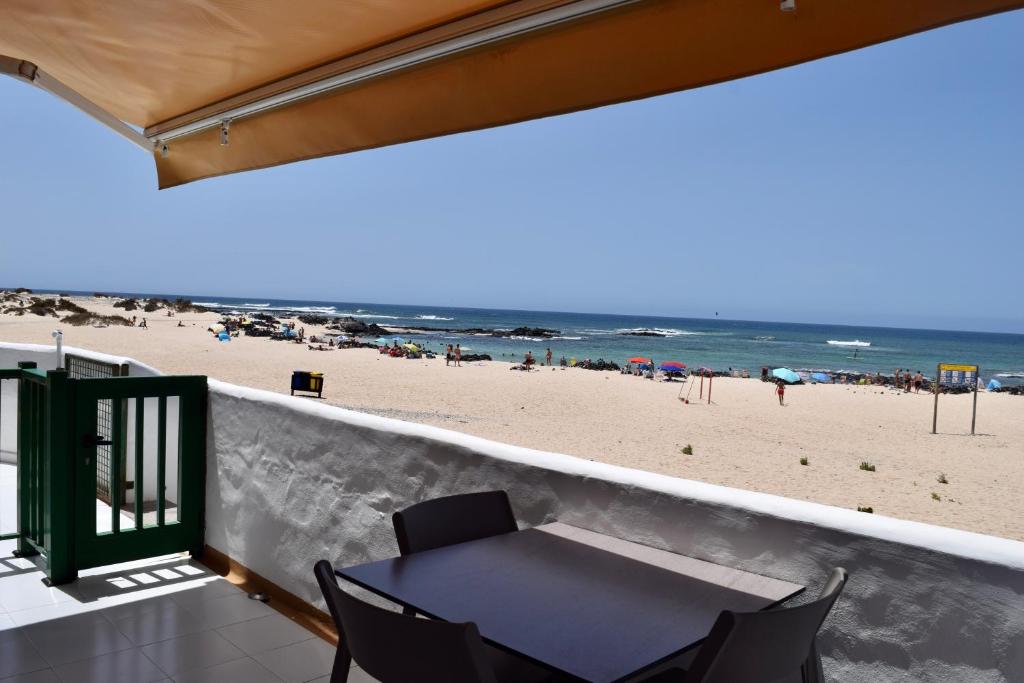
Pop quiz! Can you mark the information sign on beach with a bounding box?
[932,363,980,435]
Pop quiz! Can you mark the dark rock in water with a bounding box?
[460,353,492,362]
[297,314,331,326]
[500,327,560,339]
[621,331,665,337]
[328,316,390,336]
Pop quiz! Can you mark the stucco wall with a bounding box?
[206,379,1024,683]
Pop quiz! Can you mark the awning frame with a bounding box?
[1,55,153,152]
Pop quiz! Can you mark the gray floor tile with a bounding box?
[171,656,283,683]
[52,647,166,683]
[140,631,247,677]
[0,669,61,683]
[216,614,313,656]
[22,611,133,666]
[112,599,203,646]
[167,580,245,610]
[179,592,274,630]
[0,573,75,613]
[252,637,336,683]
[0,628,48,679]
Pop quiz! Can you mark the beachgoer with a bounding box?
[914,371,923,393]
[560,356,567,367]
[894,368,902,390]
[455,344,462,367]
[546,348,553,367]
[525,351,535,370]
[776,380,785,406]
[904,370,912,393]
[446,344,453,366]
[139,318,147,329]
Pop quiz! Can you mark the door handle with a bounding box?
[81,434,112,448]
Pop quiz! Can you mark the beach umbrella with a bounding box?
[391,336,406,344]
[812,372,831,383]
[628,357,652,364]
[987,378,1002,392]
[660,361,686,369]
[772,368,801,384]
[402,343,419,352]
[373,337,390,345]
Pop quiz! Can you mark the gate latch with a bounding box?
[81,434,112,448]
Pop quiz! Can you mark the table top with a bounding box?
[337,522,804,683]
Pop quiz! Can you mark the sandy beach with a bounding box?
[2,294,1022,541]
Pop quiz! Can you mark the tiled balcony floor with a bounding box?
[0,467,372,683]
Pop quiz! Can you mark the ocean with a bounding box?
[72,291,1022,383]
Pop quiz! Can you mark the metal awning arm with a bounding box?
[1,55,153,153]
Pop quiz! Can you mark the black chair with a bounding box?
[392,490,518,556]
[643,567,848,683]
[315,560,498,683]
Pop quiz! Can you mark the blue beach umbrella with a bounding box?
[772,368,801,384]
[812,372,831,383]
[987,378,1002,392]
[391,336,406,344]
[373,337,390,345]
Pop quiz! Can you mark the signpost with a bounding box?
[932,363,980,435]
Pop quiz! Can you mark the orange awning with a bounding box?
[1,1,1020,189]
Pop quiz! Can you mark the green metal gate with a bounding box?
[0,362,206,584]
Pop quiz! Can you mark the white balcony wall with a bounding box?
[206,379,1024,683]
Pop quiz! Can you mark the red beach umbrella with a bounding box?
[628,357,652,364]
[661,361,686,369]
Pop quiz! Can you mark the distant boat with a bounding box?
[827,340,871,347]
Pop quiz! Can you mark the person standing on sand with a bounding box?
[455,344,462,367]
[546,348,553,367]
[904,370,912,393]
[446,344,453,366]
[914,371,923,393]
[776,380,785,406]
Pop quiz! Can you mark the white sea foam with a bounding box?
[194,301,221,307]
[337,311,401,319]
[615,327,726,337]
[244,303,271,307]
[551,336,583,340]
[827,340,871,347]
[416,315,454,321]
[995,372,1024,379]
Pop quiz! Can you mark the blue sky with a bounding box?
[1,12,1022,333]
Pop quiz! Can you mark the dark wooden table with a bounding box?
[337,522,804,683]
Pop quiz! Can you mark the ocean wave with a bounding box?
[244,303,271,307]
[551,336,583,340]
[416,315,454,321]
[509,336,547,342]
[616,327,730,337]
[827,340,871,347]
[194,301,221,307]
[753,336,776,341]
[287,306,337,314]
[995,372,1024,379]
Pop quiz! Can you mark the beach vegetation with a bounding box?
[143,300,160,312]
[931,492,941,501]
[857,506,874,513]
[61,312,132,327]
[799,457,808,466]
[681,444,693,455]
[859,461,876,472]
[114,298,139,311]
[937,473,948,484]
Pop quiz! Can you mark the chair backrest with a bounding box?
[314,560,498,683]
[685,567,848,683]
[392,490,518,555]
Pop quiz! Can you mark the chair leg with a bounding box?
[331,638,353,683]
[801,641,825,683]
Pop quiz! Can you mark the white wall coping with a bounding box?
[0,342,163,376]
[210,377,1024,572]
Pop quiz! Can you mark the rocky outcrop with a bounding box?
[326,316,390,336]
[621,331,665,337]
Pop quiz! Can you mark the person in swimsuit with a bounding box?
[455,344,462,367]
[776,380,785,406]
[446,344,453,366]
[546,348,553,367]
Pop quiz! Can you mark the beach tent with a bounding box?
[3,3,1019,189]
[772,368,801,384]
[987,378,1002,392]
